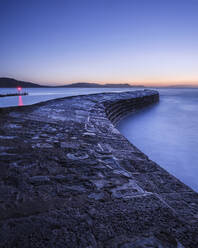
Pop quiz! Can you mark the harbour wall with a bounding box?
[0,90,198,248]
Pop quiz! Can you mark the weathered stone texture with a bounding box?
[0,90,198,247]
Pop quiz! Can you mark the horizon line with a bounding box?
[1,76,198,87]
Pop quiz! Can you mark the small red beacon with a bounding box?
[17,87,22,92]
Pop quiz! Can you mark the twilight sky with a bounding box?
[1,0,198,86]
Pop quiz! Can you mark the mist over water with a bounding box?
[117,88,198,192]
[1,87,198,192]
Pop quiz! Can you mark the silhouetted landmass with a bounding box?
[0,77,45,88]
[0,77,144,88]
[61,82,144,88]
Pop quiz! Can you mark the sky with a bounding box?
[1,0,198,86]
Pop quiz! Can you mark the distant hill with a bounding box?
[60,82,105,88]
[0,77,44,88]
[60,82,142,88]
[0,77,144,88]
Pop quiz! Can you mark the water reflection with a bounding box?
[18,96,23,106]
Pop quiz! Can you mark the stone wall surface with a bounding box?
[0,90,198,248]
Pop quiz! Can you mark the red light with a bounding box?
[17,87,22,91]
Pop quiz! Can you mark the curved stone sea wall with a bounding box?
[0,90,198,248]
[104,90,159,124]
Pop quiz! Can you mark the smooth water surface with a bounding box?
[118,88,198,192]
[0,87,138,108]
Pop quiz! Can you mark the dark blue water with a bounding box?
[117,88,198,192]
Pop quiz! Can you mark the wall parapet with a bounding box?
[103,90,159,124]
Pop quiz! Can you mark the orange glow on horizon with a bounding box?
[46,80,198,87]
[11,76,198,87]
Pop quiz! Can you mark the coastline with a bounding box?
[0,90,198,247]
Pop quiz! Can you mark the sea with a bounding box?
[0,87,198,192]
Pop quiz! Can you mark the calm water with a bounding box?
[0,87,137,108]
[1,87,198,192]
[118,88,198,192]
